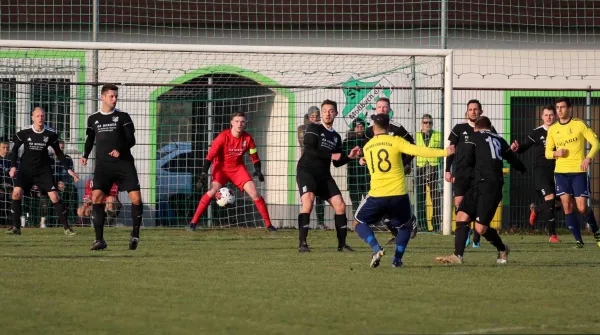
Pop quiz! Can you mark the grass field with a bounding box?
[2,228,600,334]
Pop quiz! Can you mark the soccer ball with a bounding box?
[215,187,235,207]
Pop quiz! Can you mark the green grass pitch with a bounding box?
[1,228,600,334]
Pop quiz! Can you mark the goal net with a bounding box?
[0,41,452,233]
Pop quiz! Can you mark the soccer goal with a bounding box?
[0,40,454,234]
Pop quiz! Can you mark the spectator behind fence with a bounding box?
[415,114,443,231]
[52,140,77,224]
[342,118,369,213]
[297,106,327,229]
[0,138,11,227]
[78,179,121,227]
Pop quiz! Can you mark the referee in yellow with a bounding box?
[545,97,600,248]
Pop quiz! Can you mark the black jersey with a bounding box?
[297,123,347,175]
[446,122,497,174]
[517,125,556,170]
[365,120,415,166]
[84,109,136,163]
[11,126,69,174]
[464,130,526,184]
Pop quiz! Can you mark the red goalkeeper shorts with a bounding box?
[212,164,253,191]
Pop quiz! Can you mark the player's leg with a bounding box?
[572,173,599,246]
[473,187,508,263]
[105,196,117,226]
[40,170,75,235]
[115,161,144,249]
[389,195,415,268]
[556,174,583,247]
[327,194,352,251]
[323,177,352,251]
[542,193,559,242]
[189,168,225,229]
[77,204,91,227]
[7,186,25,234]
[415,167,427,228]
[89,165,113,250]
[241,179,276,231]
[297,170,317,251]
[353,196,385,267]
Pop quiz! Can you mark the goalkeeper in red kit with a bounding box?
[188,112,277,232]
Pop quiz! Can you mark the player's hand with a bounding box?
[581,157,592,171]
[331,153,342,161]
[404,165,411,175]
[510,140,519,152]
[446,145,456,156]
[196,173,208,190]
[253,170,265,182]
[359,157,366,166]
[80,157,87,166]
[554,148,568,158]
[9,167,16,178]
[67,169,80,182]
[108,150,120,158]
[348,146,361,159]
[444,171,454,183]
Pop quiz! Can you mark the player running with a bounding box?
[188,111,276,232]
[354,114,453,268]
[6,107,79,236]
[510,105,560,242]
[545,97,600,248]
[436,116,526,264]
[81,84,143,251]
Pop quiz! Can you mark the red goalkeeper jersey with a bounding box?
[206,129,260,168]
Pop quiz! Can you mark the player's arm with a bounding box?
[544,130,558,159]
[297,126,305,147]
[49,136,71,170]
[83,119,96,159]
[392,137,449,158]
[445,126,460,172]
[396,124,415,166]
[247,136,265,182]
[516,132,536,153]
[332,135,352,168]
[583,126,600,159]
[502,138,527,173]
[197,133,225,189]
[122,113,136,148]
[10,133,23,172]
[303,124,333,160]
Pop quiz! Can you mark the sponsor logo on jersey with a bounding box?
[242,140,246,148]
[112,116,119,122]
[43,136,48,143]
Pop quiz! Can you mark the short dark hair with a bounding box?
[467,99,482,111]
[377,97,391,106]
[371,113,390,129]
[101,84,119,95]
[231,111,246,120]
[422,114,433,120]
[321,99,337,111]
[555,97,572,107]
[474,116,492,130]
[351,118,366,129]
[0,137,9,145]
[542,105,556,113]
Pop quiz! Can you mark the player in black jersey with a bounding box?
[81,84,142,251]
[445,99,497,248]
[510,105,559,242]
[362,97,416,243]
[6,107,79,236]
[436,116,526,264]
[296,99,361,252]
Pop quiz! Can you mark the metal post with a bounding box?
[411,56,419,225]
[91,0,99,114]
[586,87,592,207]
[441,0,448,49]
[207,77,213,227]
[442,52,453,235]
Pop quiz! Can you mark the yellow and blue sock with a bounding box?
[355,223,381,253]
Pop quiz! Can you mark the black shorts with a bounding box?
[296,169,341,201]
[15,169,57,194]
[452,173,473,197]
[534,167,555,197]
[457,181,503,227]
[93,160,140,194]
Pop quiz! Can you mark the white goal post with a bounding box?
[0,39,454,234]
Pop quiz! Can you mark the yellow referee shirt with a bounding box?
[363,134,448,197]
[545,118,599,173]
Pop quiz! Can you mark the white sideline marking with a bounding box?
[445,323,600,334]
